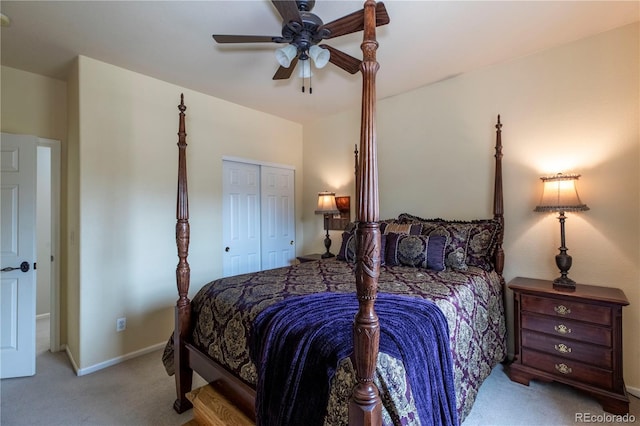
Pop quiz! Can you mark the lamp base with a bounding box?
[322,227,334,259]
[553,276,576,291]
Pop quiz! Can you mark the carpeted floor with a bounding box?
[1,318,637,425]
[464,363,638,425]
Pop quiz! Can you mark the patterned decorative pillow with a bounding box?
[337,231,357,262]
[385,233,447,271]
[382,222,423,236]
[337,231,387,265]
[446,247,468,271]
[337,221,359,262]
[419,219,502,271]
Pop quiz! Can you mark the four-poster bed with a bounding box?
[165,1,507,424]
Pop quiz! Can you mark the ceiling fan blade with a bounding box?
[321,45,361,75]
[320,2,390,39]
[213,35,280,43]
[273,56,299,80]
[271,0,302,26]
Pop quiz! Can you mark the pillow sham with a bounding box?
[382,222,423,236]
[418,218,502,271]
[337,221,359,262]
[337,219,409,264]
[337,231,357,262]
[385,233,447,271]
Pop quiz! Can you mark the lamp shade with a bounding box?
[315,191,339,214]
[309,45,330,69]
[275,44,297,68]
[534,173,589,213]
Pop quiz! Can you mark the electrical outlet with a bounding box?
[116,317,126,332]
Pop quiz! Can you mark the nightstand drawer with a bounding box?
[521,313,611,347]
[521,294,612,326]
[522,330,612,368]
[522,350,613,389]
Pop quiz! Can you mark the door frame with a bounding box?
[37,138,61,352]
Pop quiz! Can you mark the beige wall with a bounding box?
[1,66,67,141]
[303,23,640,393]
[72,56,303,370]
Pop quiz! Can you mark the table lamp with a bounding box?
[534,173,589,290]
[315,191,339,258]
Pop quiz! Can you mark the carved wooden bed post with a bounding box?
[350,1,383,424]
[174,94,193,413]
[493,115,505,278]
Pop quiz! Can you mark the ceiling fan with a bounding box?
[212,0,390,83]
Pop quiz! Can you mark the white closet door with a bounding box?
[261,166,295,270]
[222,161,261,277]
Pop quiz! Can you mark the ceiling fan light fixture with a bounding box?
[276,44,298,68]
[309,45,330,69]
[298,59,313,78]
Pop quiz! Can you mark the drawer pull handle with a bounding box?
[554,324,572,334]
[554,343,572,354]
[554,305,571,316]
[555,363,573,375]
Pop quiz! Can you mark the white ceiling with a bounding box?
[1,1,638,124]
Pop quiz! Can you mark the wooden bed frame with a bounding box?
[172,1,505,424]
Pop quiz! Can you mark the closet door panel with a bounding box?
[222,161,261,277]
[261,166,295,270]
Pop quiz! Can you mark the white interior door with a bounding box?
[1,133,37,378]
[261,166,295,269]
[222,161,261,277]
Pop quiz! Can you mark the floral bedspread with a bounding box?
[163,259,506,424]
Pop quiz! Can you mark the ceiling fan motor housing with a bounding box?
[281,11,329,57]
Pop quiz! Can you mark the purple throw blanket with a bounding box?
[249,292,458,426]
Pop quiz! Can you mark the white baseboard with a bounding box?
[72,342,167,377]
[627,385,640,399]
[36,313,50,321]
[64,344,80,375]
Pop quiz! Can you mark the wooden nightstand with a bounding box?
[296,253,325,263]
[508,277,629,414]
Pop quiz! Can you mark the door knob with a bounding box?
[225,247,230,252]
[290,241,294,245]
[1,261,30,273]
